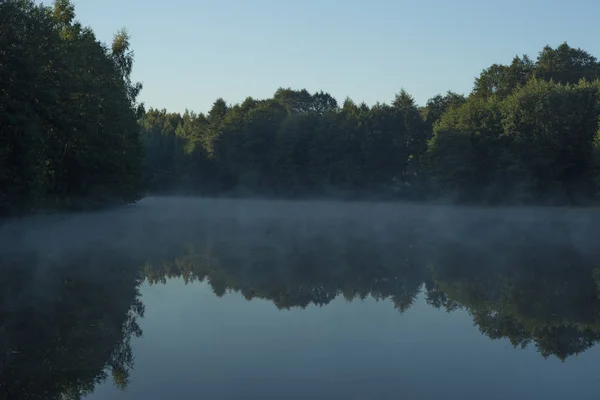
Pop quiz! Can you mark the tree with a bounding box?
[0,0,144,215]
[132,42,600,205]
[535,42,600,85]
[426,96,506,202]
[472,55,534,99]
[502,78,600,203]
[421,91,467,130]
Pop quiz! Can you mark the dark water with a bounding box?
[2,197,600,399]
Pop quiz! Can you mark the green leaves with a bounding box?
[52,0,75,27]
[0,0,144,215]
[427,78,600,204]
[502,79,600,201]
[140,87,433,198]
[472,43,600,102]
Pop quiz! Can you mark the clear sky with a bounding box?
[59,0,600,113]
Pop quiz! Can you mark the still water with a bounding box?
[2,197,600,399]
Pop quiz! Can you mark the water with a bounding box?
[2,197,600,399]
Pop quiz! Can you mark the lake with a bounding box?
[2,197,600,399]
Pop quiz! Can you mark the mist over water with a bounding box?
[2,196,596,253]
[2,197,600,399]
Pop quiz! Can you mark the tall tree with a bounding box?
[0,0,144,215]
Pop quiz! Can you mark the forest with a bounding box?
[1,0,144,216]
[141,51,600,205]
[5,0,600,216]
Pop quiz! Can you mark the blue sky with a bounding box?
[60,0,600,113]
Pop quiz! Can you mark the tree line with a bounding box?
[1,0,144,217]
[6,0,600,217]
[141,43,600,205]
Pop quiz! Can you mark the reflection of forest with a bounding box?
[143,214,600,361]
[2,209,600,398]
[0,246,144,400]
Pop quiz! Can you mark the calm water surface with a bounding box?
[2,197,600,399]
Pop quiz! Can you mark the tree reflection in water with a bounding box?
[2,206,600,399]
[0,245,144,399]
[143,210,600,361]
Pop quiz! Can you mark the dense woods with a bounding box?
[142,46,600,205]
[0,0,144,216]
[6,0,600,216]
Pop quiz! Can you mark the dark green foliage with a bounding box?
[428,78,600,204]
[471,43,600,100]
[427,96,510,203]
[420,91,467,132]
[0,0,143,216]
[139,43,600,205]
[536,43,600,85]
[425,43,600,205]
[472,55,535,99]
[502,79,600,203]
[6,8,600,211]
[139,109,186,193]
[140,87,429,200]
